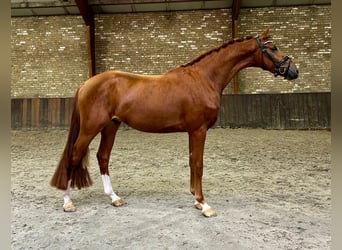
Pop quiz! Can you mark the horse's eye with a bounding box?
[271,46,278,52]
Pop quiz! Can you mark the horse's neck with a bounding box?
[192,39,259,93]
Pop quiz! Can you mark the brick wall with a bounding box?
[11,15,88,98]
[95,10,230,75]
[11,5,331,98]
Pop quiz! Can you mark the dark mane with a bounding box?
[180,35,254,68]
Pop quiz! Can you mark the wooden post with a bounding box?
[86,25,93,78]
[75,0,95,77]
[232,0,241,94]
[233,20,239,94]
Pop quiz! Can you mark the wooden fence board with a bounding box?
[59,98,66,127]
[31,99,40,128]
[22,99,27,128]
[39,98,48,127]
[11,99,22,129]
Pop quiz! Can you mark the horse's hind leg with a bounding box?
[97,121,124,207]
[63,133,94,212]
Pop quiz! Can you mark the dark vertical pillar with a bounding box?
[75,0,95,77]
[232,0,241,94]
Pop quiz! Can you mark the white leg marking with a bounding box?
[201,203,211,213]
[194,200,211,213]
[62,180,76,212]
[63,180,72,205]
[101,175,121,202]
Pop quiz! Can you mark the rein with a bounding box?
[256,35,291,78]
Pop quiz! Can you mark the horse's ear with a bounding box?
[260,28,270,39]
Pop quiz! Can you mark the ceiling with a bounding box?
[11,0,331,17]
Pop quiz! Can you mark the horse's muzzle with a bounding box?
[285,68,299,80]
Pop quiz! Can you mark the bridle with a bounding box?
[256,35,291,78]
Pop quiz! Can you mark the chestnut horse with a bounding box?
[51,29,298,217]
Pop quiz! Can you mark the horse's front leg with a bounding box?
[188,127,217,217]
[97,122,125,207]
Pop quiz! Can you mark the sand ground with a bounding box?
[11,128,331,249]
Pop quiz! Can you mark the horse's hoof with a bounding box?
[112,199,125,207]
[63,202,76,212]
[202,207,217,217]
[195,203,202,210]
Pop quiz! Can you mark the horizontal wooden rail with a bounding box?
[11,92,331,130]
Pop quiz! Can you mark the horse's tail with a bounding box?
[50,88,92,190]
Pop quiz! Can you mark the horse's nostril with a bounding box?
[294,72,299,79]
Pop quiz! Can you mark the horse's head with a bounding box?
[256,29,299,80]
